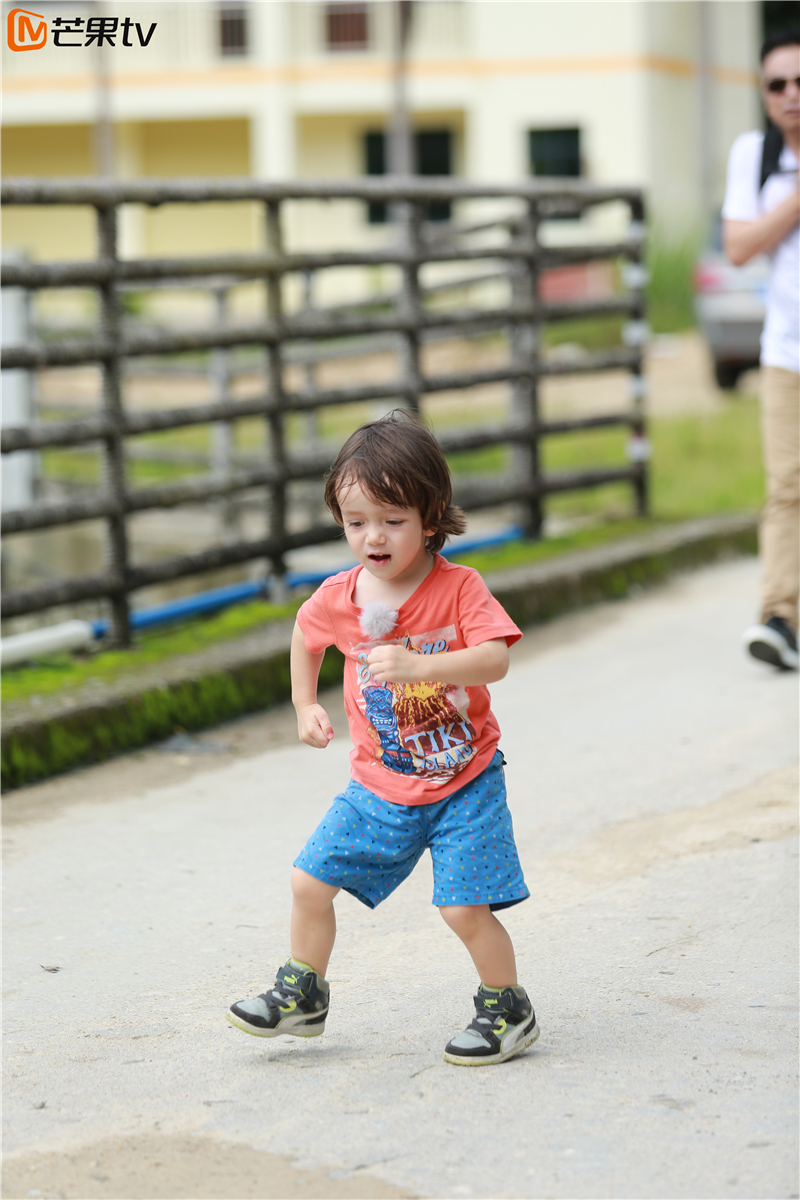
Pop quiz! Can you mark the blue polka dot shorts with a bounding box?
[293,750,529,912]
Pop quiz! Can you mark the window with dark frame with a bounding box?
[528,128,582,178]
[218,3,248,56]
[416,130,452,221]
[365,130,387,224]
[364,129,453,224]
[326,3,369,51]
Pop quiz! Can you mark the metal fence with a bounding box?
[1,177,647,643]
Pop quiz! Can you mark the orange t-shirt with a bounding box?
[296,554,522,806]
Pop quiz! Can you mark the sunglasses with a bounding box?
[764,75,800,94]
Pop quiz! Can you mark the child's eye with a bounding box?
[387,519,404,526]
[347,520,363,528]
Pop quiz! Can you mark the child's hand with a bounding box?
[296,702,334,748]
[366,644,423,684]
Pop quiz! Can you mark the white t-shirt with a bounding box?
[722,129,799,374]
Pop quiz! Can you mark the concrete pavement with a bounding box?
[3,557,798,1200]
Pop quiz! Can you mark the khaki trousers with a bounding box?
[759,365,800,629]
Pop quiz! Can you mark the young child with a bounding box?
[227,411,538,1066]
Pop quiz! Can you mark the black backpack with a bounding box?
[760,122,784,189]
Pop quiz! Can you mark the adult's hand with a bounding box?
[723,185,800,264]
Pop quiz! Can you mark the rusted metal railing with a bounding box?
[1,177,647,642]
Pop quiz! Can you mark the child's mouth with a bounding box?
[368,554,391,565]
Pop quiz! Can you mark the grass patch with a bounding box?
[455,399,763,573]
[41,447,102,487]
[651,400,763,517]
[543,315,624,351]
[540,399,763,522]
[2,595,302,703]
[42,447,201,487]
[448,444,508,475]
[647,232,700,334]
[452,516,656,574]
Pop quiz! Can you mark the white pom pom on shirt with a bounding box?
[359,601,399,640]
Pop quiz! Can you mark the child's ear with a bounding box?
[423,504,444,541]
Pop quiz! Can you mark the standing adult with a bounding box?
[723,30,800,671]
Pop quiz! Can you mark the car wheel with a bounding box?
[714,362,741,390]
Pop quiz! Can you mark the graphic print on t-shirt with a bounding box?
[353,623,477,781]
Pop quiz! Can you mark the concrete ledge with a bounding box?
[1,513,758,791]
[486,512,758,628]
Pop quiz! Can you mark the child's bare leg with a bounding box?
[290,868,339,977]
[439,904,517,988]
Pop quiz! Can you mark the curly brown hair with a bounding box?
[324,410,466,554]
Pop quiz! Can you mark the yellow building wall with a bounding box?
[2,124,96,261]
[1,117,258,262]
[138,118,259,257]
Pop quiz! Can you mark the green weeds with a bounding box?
[646,231,701,334]
[2,596,301,703]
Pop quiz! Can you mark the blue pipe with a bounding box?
[90,525,526,639]
[442,524,524,559]
[90,579,267,638]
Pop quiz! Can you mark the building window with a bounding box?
[365,131,387,224]
[529,128,581,177]
[326,4,369,51]
[364,129,453,224]
[416,130,452,222]
[219,3,248,56]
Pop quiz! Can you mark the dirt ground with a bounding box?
[2,1134,415,1200]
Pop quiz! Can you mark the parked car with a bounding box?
[694,222,769,389]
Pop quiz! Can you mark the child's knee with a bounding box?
[291,867,338,909]
[439,904,491,938]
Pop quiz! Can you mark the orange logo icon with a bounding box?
[7,8,47,51]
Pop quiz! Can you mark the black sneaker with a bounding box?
[745,615,799,671]
[226,961,329,1039]
[443,984,540,1066]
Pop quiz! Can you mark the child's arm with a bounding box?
[367,637,509,687]
[291,621,335,748]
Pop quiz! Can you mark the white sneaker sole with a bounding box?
[225,1009,326,1038]
[443,1019,540,1066]
[745,625,799,670]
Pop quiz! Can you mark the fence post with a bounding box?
[0,257,36,515]
[511,199,543,538]
[628,195,649,517]
[96,202,131,644]
[264,199,288,600]
[397,200,423,416]
[209,285,238,541]
[300,269,323,525]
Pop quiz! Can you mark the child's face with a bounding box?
[338,479,434,585]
